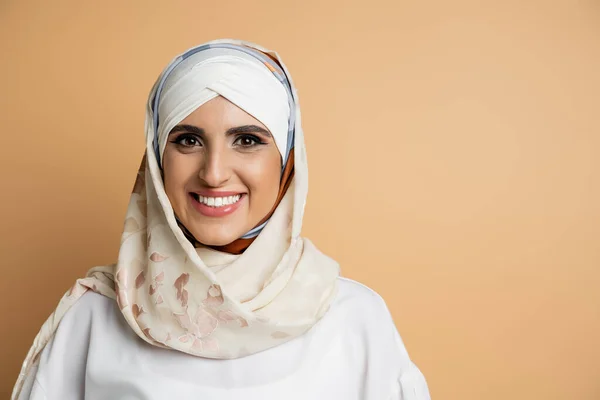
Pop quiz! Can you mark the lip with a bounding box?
[189,192,245,218]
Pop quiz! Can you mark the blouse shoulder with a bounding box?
[66,290,115,316]
[333,277,400,327]
[335,276,389,302]
[43,290,118,358]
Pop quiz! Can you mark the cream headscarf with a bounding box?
[12,39,340,399]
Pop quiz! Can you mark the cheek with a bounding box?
[163,151,196,199]
[243,154,281,200]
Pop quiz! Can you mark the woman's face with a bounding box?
[163,96,282,246]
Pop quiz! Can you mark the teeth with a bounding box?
[197,194,241,208]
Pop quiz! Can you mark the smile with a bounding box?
[193,194,241,207]
[189,192,245,217]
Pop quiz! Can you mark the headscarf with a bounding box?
[12,39,340,399]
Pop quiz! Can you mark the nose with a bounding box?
[197,147,232,187]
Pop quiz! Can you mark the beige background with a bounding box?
[1,0,599,398]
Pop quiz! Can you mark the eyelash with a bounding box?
[234,135,266,147]
[171,134,201,148]
[170,133,267,149]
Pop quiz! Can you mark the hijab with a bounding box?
[12,39,340,399]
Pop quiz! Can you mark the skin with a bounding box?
[162,96,281,246]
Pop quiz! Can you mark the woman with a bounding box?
[13,39,430,400]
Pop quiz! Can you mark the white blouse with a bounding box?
[18,278,430,400]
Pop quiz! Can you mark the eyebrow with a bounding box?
[170,124,204,135]
[226,125,272,137]
[169,124,272,137]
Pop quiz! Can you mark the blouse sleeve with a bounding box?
[14,293,94,400]
[365,288,432,400]
[16,363,47,400]
[390,361,431,400]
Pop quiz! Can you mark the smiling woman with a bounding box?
[163,97,283,249]
[12,39,430,400]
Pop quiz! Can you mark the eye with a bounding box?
[172,134,202,148]
[234,134,263,147]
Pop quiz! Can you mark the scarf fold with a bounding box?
[12,39,339,400]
